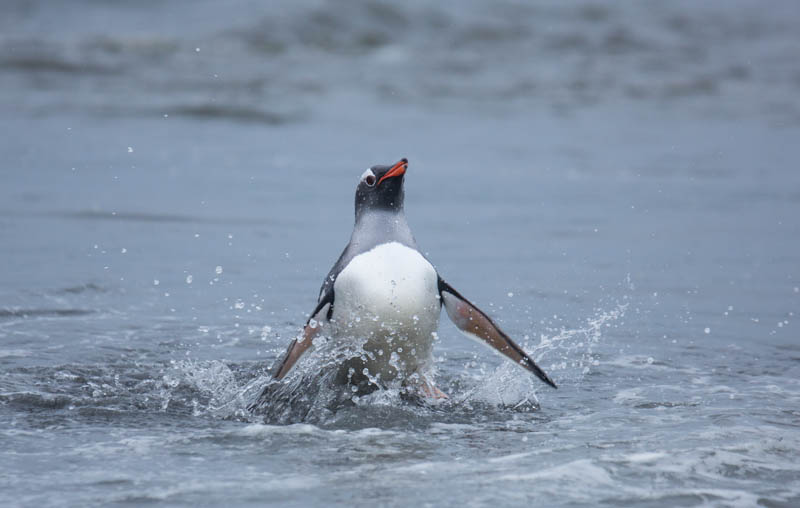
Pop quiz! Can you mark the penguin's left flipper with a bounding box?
[272,292,333,380]
[438,278,557,389]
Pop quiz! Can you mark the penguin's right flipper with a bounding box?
[272,291,333,380]
[438,278,557,389]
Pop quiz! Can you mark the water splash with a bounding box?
[535,302,628,383]
[241,301,628,423]
[449,302,627,411]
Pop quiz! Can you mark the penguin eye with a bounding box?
[365,175,376,187]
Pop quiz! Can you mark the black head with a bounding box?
[354,158,408,219]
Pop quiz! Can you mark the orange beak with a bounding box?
[377,158,408,186]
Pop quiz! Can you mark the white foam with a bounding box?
[499,458,613,486]
[487,452,533,464]
[624,452,667,463]
[613,387,643,404]
[237,423,320,437]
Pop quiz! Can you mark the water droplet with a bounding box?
[704,327,710,334]
[646,357,654,364]
[507,292,514,298]
[186,275,193,284]
[120,248,127,254]
[127,146,133,153]
[153,279,160,286]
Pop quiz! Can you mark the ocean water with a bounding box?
[1,1,799,506]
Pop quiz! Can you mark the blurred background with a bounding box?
[1,1,799,506]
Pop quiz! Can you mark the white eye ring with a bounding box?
[361,168,376,187]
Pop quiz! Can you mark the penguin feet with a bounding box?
[418,382,449,400]
[401,374,449,402]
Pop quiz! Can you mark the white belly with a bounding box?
[331,242,441,380]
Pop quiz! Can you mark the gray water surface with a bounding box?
[1,1,799,506]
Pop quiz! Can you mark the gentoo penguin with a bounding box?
[272,158,556,397]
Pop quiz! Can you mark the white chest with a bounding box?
[331,242,441,340]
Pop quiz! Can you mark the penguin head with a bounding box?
[355,158,408,217]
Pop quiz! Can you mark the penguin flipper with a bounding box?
[272,292,333,380]
[438,278,557,389]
